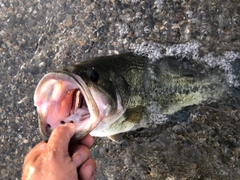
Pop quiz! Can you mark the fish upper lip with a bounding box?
[34,72,101,138]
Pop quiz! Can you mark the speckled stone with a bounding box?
[0,0,240,179]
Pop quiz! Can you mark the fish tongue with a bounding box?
[64,108,90,122]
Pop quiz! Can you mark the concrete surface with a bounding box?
[0,0,240,179]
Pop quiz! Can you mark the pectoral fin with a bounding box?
[108,134,124,143]
[123,106,143,124]
[107,106,143,142]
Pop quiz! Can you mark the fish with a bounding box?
[34,53,226,140]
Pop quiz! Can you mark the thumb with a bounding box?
[47,123,76,154]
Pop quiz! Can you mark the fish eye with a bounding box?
[87,69,99,82]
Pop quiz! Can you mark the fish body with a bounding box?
[34,53,225,140]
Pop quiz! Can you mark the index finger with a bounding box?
[79,134,94,147]
[69,134,94,156]
[47,123,75,154]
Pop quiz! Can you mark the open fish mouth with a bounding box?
[58,89,89,125]
[34,72,102,139]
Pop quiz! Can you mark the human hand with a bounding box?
[22,123,96,180]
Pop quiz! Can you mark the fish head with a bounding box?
[34,60,129,140]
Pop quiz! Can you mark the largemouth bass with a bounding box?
[34,53,225,140]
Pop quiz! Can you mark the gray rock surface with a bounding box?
[0,0,239,179]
